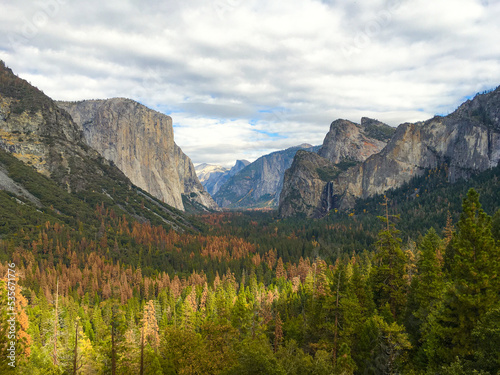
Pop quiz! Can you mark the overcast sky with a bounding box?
[1,0,500,167]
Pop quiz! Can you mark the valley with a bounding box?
[1,60,500,374]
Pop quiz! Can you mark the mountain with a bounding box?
[317,117,394,164]
[195,159,250,196]
[279,88,500,217]
[0,61,111,192]
[279,118,394,217]
[332,89,500,210]
[57,99,218,212]
[213,144,320,209]
[0,60,199,232]
[278,150,341,218]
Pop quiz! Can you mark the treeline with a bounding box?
[1,189,499,374]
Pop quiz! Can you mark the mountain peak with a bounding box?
[296,143,314,149]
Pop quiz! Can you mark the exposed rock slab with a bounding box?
[57,99,218,211]
[278,150,339,218]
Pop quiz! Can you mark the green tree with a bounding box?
[335,343,356,375]
[275,339,314,375]
[358,315,411,375]
[472,306,500,372]
[492,209,500,242]
[406,227,445,367]
[427,189,500,367]
[371,214,408,322]
[223,336,286,375]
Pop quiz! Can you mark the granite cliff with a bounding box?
[279,88,500,217]
[318,118,393,164]
[278,151,340,218]
[332,88,500,210]
[279,119,394,217]
[0,61,199,232]
[57,99,218,212]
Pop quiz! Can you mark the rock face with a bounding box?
[278,151,339,218]
[196,159,250,196]
[333,88,500,210]
[279,87,500,217]
[57,99,218,212]
[0,61,115,192]
[214,144,320,209]
[318,118,393,164]
[279,118,394,217]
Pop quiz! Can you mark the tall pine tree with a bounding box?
[427,189,500,367]
[371,209,407,322]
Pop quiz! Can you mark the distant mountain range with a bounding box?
[195,160,250,196]
[211,144,321,209]
[2,59,499,220]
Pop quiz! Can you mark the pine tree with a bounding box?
[428,189,500,366]
[492,209,500,242]
[371,210,407,322]
[276,258,286,281]
[274,312,283,353]
[406,227,445,367]
[335,343,356,375]
[142,300,160,350]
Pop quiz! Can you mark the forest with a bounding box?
[1,153,500,375]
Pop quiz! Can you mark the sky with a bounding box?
[1,0,500,167]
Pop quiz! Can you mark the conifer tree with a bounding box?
[274,312,283,353]
[428,189,500,366]
[492,209,500,242]
[406,227,445,367]
[142,300,160,350]
[371,209,407,322]
[335,343,356,375]
[409,228,444,327]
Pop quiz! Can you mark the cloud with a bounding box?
[1,0,500,165]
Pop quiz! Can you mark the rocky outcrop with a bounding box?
[214,144,320,209]
[278,151,339,218]
[57,99,218,211]
[196,159,250,196]
[317,118,394,164]
[279,118,394,217]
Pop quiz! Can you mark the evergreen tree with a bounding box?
[335,343,356,375]
[406,227,445,365]
[371,213,408,322]
[427,189,500,367]
[223,336,286,375]
[492,209,500,242]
